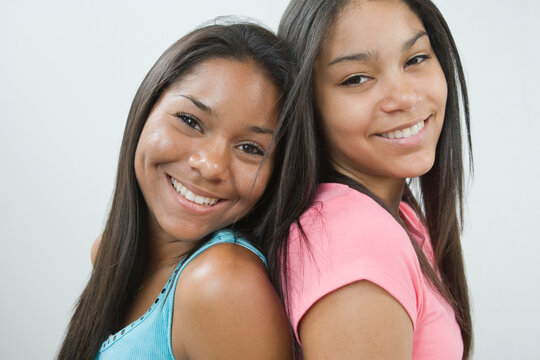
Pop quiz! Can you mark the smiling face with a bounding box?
[314,0,447,205]
[134,58,279,244]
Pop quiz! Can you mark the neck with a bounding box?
[382,181,405,216]
[331,164,405,215]
[144,212,198,273]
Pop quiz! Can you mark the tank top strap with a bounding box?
[165,228,266,305]
[183,228,266,271]
[166,229,266,293]
[161,229,266,356]
[97,229,265,359]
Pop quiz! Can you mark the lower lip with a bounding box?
[167,176,227,215]
[377,116,430,147]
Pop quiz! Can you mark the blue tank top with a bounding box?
[95,229,266,359]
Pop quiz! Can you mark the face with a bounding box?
[314,0,447,198]
[134,58,280,244]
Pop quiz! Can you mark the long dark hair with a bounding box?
[259,0,473,358]
[57,21,293,360]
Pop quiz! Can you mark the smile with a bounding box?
[169,177,219,206]
[380,119,425,139]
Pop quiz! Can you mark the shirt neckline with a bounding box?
[99,259,184,352]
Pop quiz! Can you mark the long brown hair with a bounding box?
[57,22,293,360]
[258,0,473,358]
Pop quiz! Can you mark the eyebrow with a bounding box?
[179,95,212,114]
[328,50,379,67]
[248,125,274,135]
[328,31,429,67]
[402,31,428,51]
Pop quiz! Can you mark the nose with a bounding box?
[379,74,419,113]
[188,140,230,181]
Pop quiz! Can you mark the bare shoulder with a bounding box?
[90,234,102,265]
[300,280,413,360]
[172,243,292,360]
[185,242,267,281]
[179,242,272,300]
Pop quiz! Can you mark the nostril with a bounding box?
[187,151,229,181]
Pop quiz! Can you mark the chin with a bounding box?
[395,160,436,179]
[161,220,211,242]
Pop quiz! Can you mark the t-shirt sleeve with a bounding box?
[285,191,425,343]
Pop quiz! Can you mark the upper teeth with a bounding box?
[170,177,219,206]
[381,120,425,139]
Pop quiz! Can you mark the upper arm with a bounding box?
[300,280,413,360]
[173,243,293,360]
[286,193,423,358]
[90,234,102,265]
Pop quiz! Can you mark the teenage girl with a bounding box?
[261,0,473,359]
[58,23,294,360]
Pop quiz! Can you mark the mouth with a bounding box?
[379,118,427,139]
[169,176,220,206]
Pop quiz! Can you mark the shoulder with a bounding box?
[285,184,424,340]
[290,183,407,252]
[301,183,398,228]
[180,239,269,293]
[177,230,271,309]
[90,234,102,265]
[172,235,292,359]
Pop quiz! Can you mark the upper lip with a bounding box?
[377,115,430,134]
[169,175,223,199]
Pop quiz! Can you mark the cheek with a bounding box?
[318,90,371,137]
[256,160,273,193]
[133,135,148,185]
[430,67,448,111]
[138,124,182,165]
[238,160,273,204]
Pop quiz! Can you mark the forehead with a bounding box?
[162,58,280,126]
[172,58,273,99]
[321,0,426,58]
[173,58,270,93]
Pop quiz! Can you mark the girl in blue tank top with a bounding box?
[57,21,294,360]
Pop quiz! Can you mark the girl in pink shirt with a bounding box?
[260,0,473,359]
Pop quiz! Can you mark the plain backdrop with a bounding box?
[1,0,538,358]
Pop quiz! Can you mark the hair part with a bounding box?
[261,0,472,358]
[57,21,293,360]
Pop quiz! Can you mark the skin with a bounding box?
[302,0,448,358]
[90,234,100,265]
[135,58,278,253]
[105,58,291,359]
[314,0,447,211]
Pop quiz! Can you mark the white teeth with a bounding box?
[170,177,219,206]
[381,120,424,140]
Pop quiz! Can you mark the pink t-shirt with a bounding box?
[285,183,463,359]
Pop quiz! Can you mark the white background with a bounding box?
[0,0,538,358]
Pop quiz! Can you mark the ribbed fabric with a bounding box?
[96,229,266,359]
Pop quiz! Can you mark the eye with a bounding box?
[405,54,430,67]
[236,142,265,156]
[339,74,372,87]
[176,113,202,132]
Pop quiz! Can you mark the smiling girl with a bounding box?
[261,0,473,359]
[57,23,293,360]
